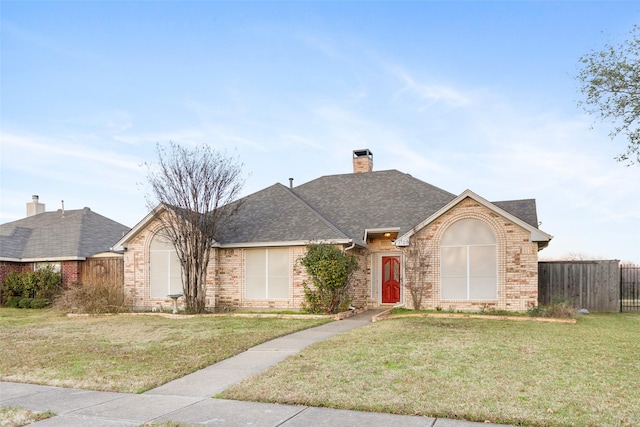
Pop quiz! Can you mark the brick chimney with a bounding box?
[27,195,45,217]
[353,149,373,173]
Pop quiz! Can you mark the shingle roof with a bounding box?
[0,208,130,260]
[217,183,351,244]
[216,169,541,246]
[292,170,457,245]
[492,199,539,228]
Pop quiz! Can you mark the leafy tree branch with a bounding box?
[577,25,640,165]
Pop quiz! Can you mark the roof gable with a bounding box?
[395,189,553,247]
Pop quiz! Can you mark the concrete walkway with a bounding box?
[1,309,514,426]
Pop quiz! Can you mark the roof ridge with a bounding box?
[298,168,398,185]
[397,170,457,198]
[298,169,457,198]
[278,183,352,241]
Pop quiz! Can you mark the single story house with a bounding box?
[0,196,130,285]
[114,149,552,312]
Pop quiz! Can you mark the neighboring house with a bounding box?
[0,196,130,285]
[114,149,552,312]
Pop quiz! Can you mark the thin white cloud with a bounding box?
[1,132,141,172]
[113,129,207,146]
[389,67,472,108]
[60,110,134,134]
[280,133,323,149]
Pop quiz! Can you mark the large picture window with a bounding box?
[245,248,289,299]
[150,233,183,298]
[441,219,497,300]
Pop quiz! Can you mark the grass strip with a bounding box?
[0,406,55,427]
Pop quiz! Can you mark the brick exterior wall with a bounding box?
[0,261,32,283]
[348,246,371,308]
[61,261,81,285]
[353,155,373,173]
[123,218,315,311]
[123,198,539,312]
[402,197,539,312]
[0,261,81,286]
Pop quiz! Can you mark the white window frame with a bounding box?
[245,248,290,300]
[149,233,183,298]
[440,219,497,301]
[34,262,61,273]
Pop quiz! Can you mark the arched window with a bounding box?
[149,232,183,298]
[441,218,497,300]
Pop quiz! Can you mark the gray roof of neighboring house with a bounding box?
[218,169,540,246]
[0,208,130,261]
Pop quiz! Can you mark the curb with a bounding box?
[372,311,577,324]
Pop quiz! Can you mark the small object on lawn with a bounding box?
[579,308,590,314]
[167,294,183,314]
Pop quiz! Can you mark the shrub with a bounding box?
[30,298,50,309]
[2,272,24,302]
[544,301,577,318]
[528,299,577,319]
[0,266,61,308]
[6,296,22,308]
[299,244,358,314]
[18,298,34,309]
[54,281,129,314]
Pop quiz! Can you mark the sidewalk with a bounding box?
[1,309,514,427]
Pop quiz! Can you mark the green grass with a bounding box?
[0,308,329,393]
[221,313,640,427]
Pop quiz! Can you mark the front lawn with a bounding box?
[0,308,329,393]
[221,313,640,427]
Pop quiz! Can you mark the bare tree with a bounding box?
[401,237,432,310]
[146,142,244,313]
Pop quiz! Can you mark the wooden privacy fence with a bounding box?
[538,260,620,312]
[79,257,124,287]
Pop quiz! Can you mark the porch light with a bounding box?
[384,232,391,238]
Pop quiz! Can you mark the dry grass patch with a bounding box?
[0,406,54,427]
[222,314,640,427]
[0,308,329,393]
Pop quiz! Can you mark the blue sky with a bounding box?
[1,1,639,263]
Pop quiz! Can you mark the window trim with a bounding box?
[149,232,183,298]
[244,248,290,300]
[440,219,498,301]
[34,262,61,273]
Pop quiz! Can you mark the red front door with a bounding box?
[382,256,401,304]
